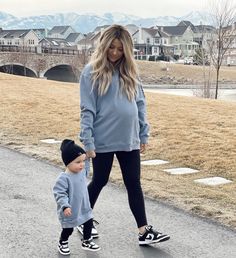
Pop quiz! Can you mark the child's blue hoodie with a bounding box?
[53,168,93,228]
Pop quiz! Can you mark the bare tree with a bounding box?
[194,48,215,98]
[207,0,236,99]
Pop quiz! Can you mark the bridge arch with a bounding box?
[43,64,78,82]
[0,63,37,77]
[0,51,84,82]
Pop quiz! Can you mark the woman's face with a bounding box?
[107,38,124,64]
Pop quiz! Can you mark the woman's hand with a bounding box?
[86,150,96,158]
[140,143,147,153]
[63,207,72,217]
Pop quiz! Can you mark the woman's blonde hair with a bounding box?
[89,24,138,101]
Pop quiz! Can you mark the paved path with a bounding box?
[0,146,235,258]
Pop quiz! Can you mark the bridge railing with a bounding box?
[0,45,80,55]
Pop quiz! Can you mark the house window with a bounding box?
[7,40,12,45]
[28,39,35,45]
[146,38,150,44]
[15,40,20,45]
[154,38,159,44]
[153,47,158,53]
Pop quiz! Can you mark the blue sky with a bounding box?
[0,0,208,17]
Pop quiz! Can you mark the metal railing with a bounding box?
[0,45,79,55]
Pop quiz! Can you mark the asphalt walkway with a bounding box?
[0,146,235,258]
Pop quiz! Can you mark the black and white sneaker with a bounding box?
[77,219,99,238]
[81,238,101,252]
[138,225,170,245]
[58,240,70,255]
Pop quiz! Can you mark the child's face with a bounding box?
[67,154,86,173]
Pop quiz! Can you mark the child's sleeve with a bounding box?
[53,174,71,210]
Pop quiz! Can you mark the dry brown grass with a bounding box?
[137,60,236,84]
[0,64,236,229]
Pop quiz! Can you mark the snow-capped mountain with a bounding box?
[0,11,212,33]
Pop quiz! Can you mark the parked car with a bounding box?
[184,57,193,65]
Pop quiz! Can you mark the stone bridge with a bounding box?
[0,51,85,82]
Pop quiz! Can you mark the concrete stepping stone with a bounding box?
[40,138,62,144]
[194,177,232,186]
[163,167,199,175]
[141,159,169,165]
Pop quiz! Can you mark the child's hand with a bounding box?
[63,207,72,216]
[86,150,96,158]
[140,143,147,153]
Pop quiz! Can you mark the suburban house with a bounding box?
[0,29,40,50]
[153,22,199,58]
[1,20,235,65]
[47,26,76,39]
[38,37,77,54]
[77,31,101,55]
[132,27,163,59]
[66,32,85,46]
[33,28,48,40]
[192,24,215,49]
[222,22,236,66]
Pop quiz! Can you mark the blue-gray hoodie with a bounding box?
[79,64,149,153]
[53,168,93,228]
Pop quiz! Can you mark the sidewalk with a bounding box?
[0,146,235,258]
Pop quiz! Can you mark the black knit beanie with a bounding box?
[60,139,85,166]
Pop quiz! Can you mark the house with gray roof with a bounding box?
[0,29,40,49]
[38,37,77,54]
[77,31,101,56]
[133,27,160,59]
[48,26,76,39]
[132,26,174,60]
[220,22,236,66]
[154,22,199,58]
[33,28,48,40]
[66,33,85,45]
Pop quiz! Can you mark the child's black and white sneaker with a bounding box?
[81,238,101,252]
[58,240,70,255]
[138,225,170,245]
[77,219,99,238]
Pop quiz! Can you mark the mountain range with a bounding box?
[0,11,212,34]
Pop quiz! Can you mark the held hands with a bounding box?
[86,150,96,158]
[63,207,72,217]
[140,143,147,153]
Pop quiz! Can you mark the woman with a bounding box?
[78,24,170,245]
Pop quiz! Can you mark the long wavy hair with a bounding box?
[89,24,138,101]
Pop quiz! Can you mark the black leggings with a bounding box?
[88,150,147,228]
[60,218,93,242]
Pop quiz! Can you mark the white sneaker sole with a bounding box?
[57,246,71,255]
[81,246,101,252]
[139,235,170,245]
